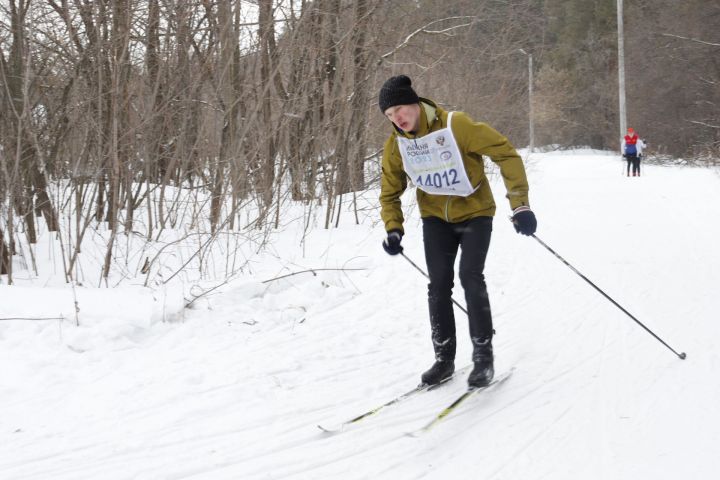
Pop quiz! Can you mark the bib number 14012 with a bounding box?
[416,169,462,189]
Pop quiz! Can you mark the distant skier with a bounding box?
[377,75,537,388]
[636,137,647,175]
[622,127,646,176]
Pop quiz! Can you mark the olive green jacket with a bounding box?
[380,99,530,234]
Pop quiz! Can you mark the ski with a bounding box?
[407,367,515,437]
[318,365,471,433]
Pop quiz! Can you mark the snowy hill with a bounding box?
[1,151,719,479]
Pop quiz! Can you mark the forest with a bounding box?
[1,0,718,282]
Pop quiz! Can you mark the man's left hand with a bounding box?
[512,206,537,236]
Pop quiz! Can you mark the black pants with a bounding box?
[422,216,493,362]
[627,154,640,176]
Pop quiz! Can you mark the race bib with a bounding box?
[397,112,477,196]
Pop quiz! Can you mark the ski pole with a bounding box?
[400,252,468,315]
[531,234,686,360]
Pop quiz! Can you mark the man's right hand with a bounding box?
[382,230,403,255]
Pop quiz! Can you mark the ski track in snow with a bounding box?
[1,152,719,479]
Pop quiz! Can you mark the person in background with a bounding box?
[377,75,537,389]
[622,127,645,177]
[635,137,647,176]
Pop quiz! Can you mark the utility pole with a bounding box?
[617,0,627,138]
[518,49,534,152]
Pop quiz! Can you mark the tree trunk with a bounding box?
[0,226,9,275]
[258,0,277,212]
[5,1,60,240]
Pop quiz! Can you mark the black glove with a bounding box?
[382,230,404,255]
[512,206,537,236]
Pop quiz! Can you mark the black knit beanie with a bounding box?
[378,75,420,112]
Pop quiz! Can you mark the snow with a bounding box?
[1,151,719,479]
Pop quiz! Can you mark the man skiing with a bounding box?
[377,75,537,388]
[622,127,645,176]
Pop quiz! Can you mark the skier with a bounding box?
[377,75,537,388]
[636,137,647,176]
[622,127,645,176]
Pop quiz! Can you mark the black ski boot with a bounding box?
[421,360,455,386]
[421,335,456,385]
[468,336,494,388]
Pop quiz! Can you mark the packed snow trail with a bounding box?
[1,151,718,479]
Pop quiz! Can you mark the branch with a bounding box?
[381,16,477,61]
[261,268,367,284]
[0,316,65,321]
[423,22,475,36]
[184,267,368,308]
[661,33,720,47]
[689,120,720,130]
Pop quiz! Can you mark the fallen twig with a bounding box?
[261,268,366,284]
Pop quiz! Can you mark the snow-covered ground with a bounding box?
[1,151,719,479]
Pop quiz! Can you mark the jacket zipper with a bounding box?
[444,196,451,222]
